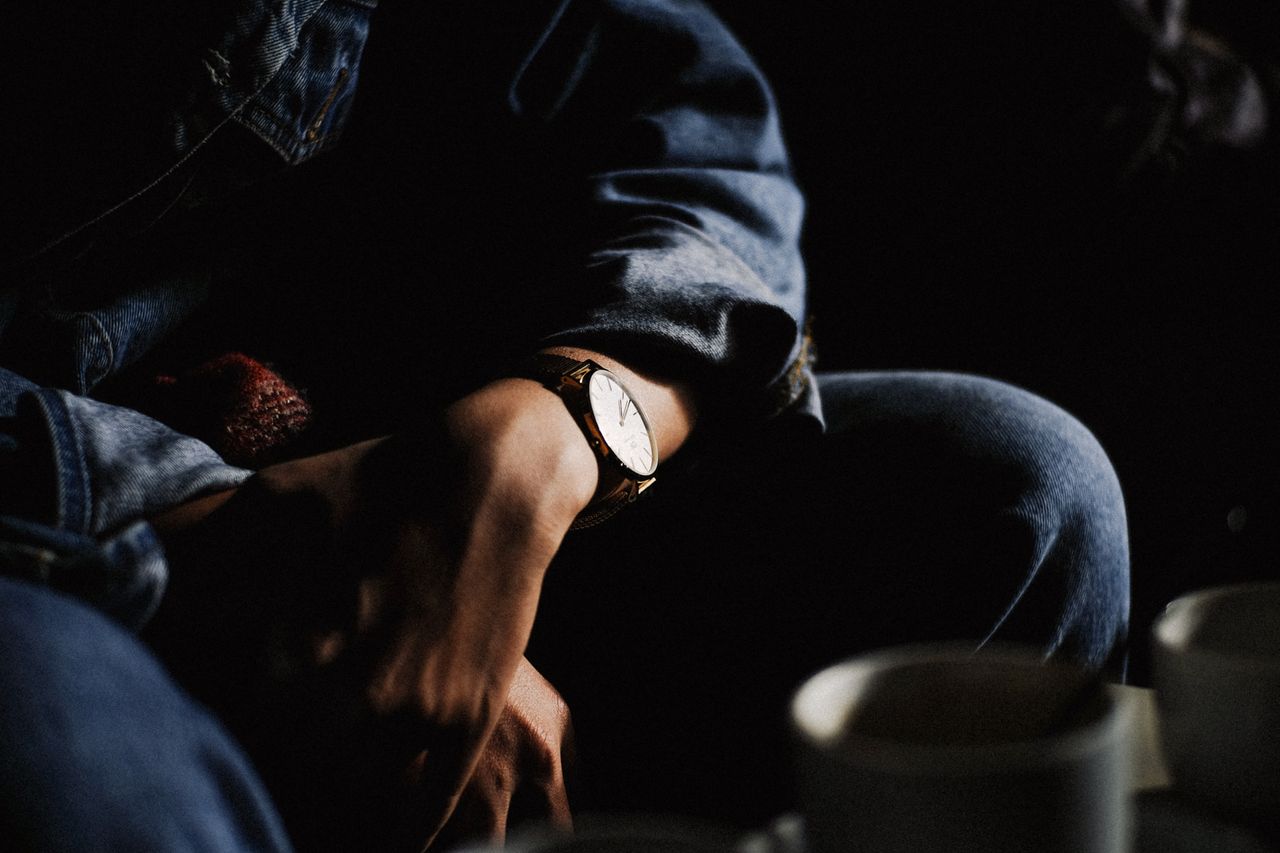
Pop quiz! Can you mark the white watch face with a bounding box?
[588,369,658,477]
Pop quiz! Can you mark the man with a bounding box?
[1,1,1128,849]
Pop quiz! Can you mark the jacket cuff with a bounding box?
[18,389,251,537]
[2,390,251,629]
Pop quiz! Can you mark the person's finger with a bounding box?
[546,729,574,831]
[428,755,512,849]
[403,723,490,851]
[553,687,576,829]
[505,662,575,832]
[510,765,572,833]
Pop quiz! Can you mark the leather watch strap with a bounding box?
[524,353,591,387]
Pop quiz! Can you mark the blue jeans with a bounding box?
[0,371,1128,847]
[531,371,1130,823]
[0,575,290,852]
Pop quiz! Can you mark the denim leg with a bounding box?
[0,576,291,853]
[533,370,1130,823]
[816,371,1131,670]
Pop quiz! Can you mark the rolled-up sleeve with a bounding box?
[1,367,249,628]
[507,0,815,423]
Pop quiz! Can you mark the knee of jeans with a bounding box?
[0,577,288,850]
[958,376,1131,668]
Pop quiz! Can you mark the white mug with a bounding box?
[1153,582,1280,829]
[790,644,1132,853]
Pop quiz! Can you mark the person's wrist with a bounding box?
[445,378,599,529]
[537,346,696,464]
[149,487,240,541]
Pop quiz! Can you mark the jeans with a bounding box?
[530,370,1130,824]
[0,575,290,852]
[0,370,1128,848]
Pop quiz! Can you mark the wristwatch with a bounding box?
[523,354,659,529]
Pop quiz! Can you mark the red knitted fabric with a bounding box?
[151,353,313,468]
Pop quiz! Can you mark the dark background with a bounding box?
[708,1,1280,684]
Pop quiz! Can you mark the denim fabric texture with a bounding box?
[1,0,1131,847]
[0,516,168,632]
[1,368,248,629]
[2,268,212,395]
[27,390,251,537]
[215,0,378,164]
[512,0,813,419]
[0,576,291,852]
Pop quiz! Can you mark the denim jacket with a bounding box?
[0,0,812,628]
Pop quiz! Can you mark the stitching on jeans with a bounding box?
[306,67,350,142]
[238,100,342,161]
[80,312,116,389]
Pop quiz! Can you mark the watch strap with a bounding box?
[524,353,594,389]
[568,477,646,530]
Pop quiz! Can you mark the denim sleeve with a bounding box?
[507,0,817,424]
[1,367,250,629]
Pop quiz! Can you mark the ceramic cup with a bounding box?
[1152,582,1280,829]
[790,645,1131,853]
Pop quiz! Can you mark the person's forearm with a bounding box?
[152,347,697,541]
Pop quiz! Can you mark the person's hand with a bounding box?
[147,377,596,849]
[431,656,574,848]
[145,347,694,849]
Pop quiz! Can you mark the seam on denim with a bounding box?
[79,311,116,389]
[27,96,259,265]
[306,67,350,142]
[137,169,200,234]
[762,319,815,419]
[24,0,337,265]
[29,392,92,536]
[236,101,299,158]
[236,75,348,162]
[236,106,344,162]
[232,1,371,163]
